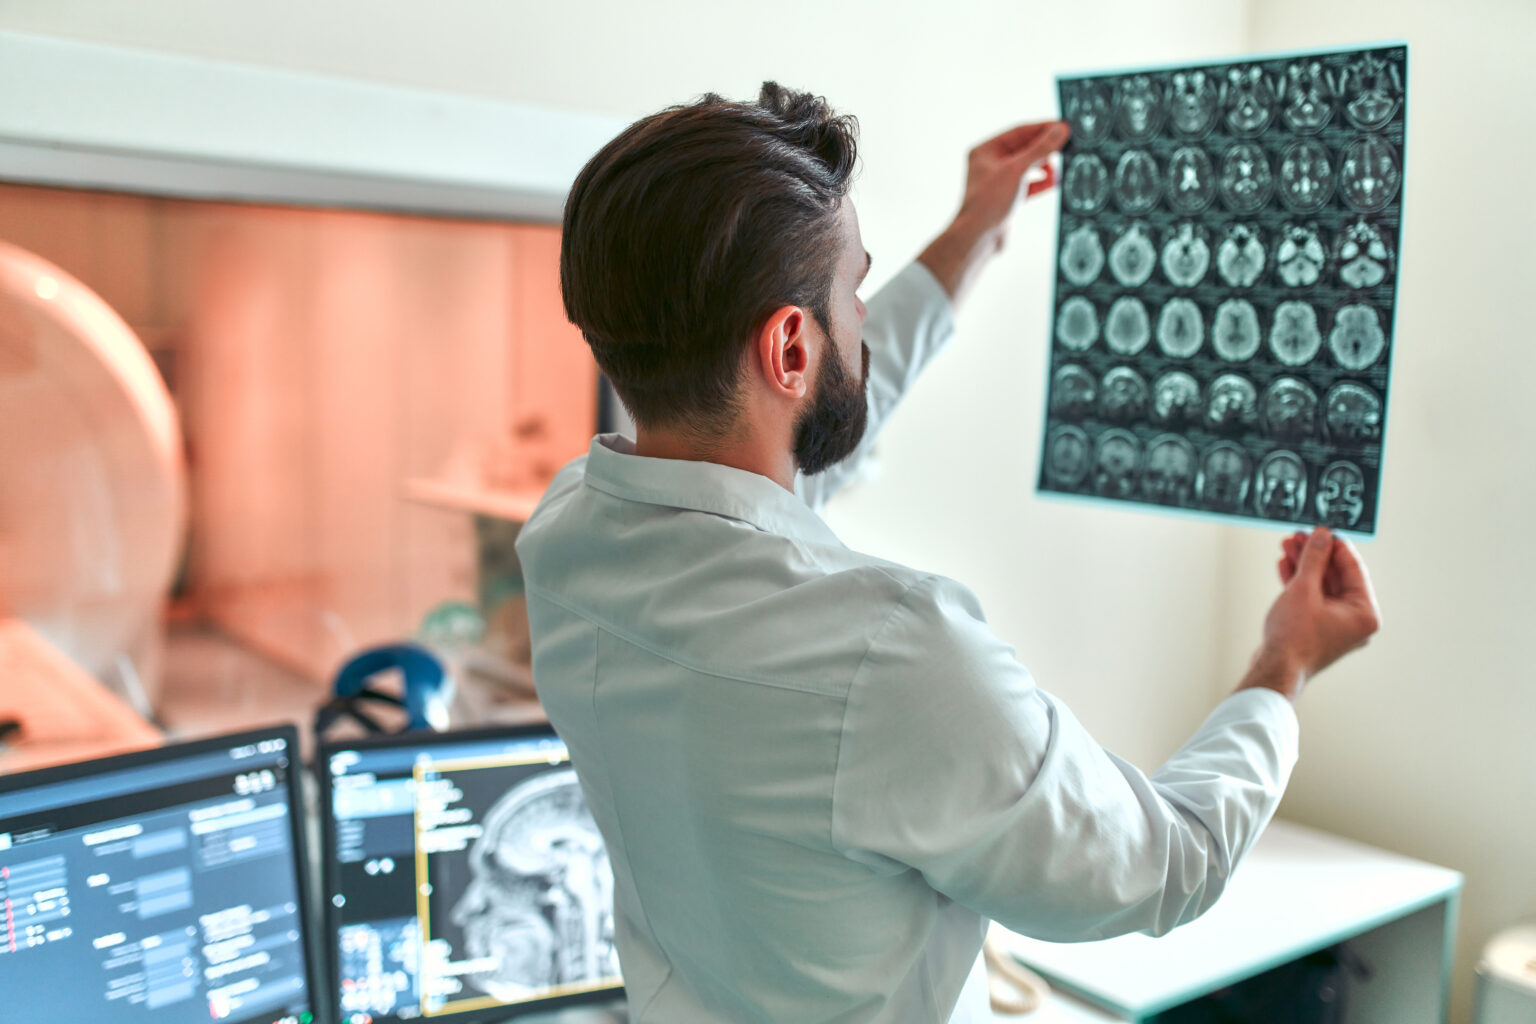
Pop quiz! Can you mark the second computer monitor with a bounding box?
[320,724,621,1024]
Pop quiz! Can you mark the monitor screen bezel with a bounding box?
[0,723,321,1024]
[315,723,624,1024]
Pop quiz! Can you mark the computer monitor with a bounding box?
[0,725,318,1024]
[318,724,621,1023]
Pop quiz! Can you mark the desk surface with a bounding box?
[990,819,1462,1018]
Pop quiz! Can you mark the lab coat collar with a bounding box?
[582,434,845,548]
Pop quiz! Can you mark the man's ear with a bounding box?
[755,305,811,402]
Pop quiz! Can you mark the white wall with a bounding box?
[8,2,1529,1020]
[1228,2,1535,1021]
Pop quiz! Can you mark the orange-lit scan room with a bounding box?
[0,3,1530,1023]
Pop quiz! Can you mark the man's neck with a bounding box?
[632,427,798,493]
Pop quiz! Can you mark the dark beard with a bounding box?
[793,341,870,475]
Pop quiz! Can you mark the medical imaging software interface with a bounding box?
[324,731,620,1023]
[0,733,314,1024]
[1041,44,1407,533]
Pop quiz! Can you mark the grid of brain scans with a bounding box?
[1040,44,1406,533]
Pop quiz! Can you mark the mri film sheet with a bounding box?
[1039,44,1406,534]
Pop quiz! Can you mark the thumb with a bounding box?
[1292,526,1335,586]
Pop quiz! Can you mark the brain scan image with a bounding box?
[1337,218,1393,288]
[1197,442,1254,513]
[1114,150,1161,213]
[449,769,619,999]
[1342,51,1404,130]
[1169,69,1219,136]
[1050,364,1097,419]
[1044,47,1403,531]
[1105,297,1152,355]
[1217,224,1266,286]
[1219,143,1274,214]
[1277,224,1326,287]
[1099,366,1150,423]
[1278,140,1334,213]
[1212,298,1262,361]
[1224,65,1277,135]
[1115,75,1165,141]
[1261,377,1320,441]
[1269,300,1322,366]
[1255,450,1308,520]
[1055,296,1099,351]
[1282,60,1335,133]
[1339,135,1402,213]
[1044,425,1092,487]
[1065,81,1114,146]
[1060,223,1105,286]
[1325,382,1384,444]
[1316,460,1367,528]
[1109,223,1157,286]
[1141,435,1198,506]
[1161,223,1210,287]
[1151,371,1203,428]
[1064,154,1111,214]
[1205,373,1259,433]
[1329,303,1388,369]
[1166,146,1217,214]
[1156,298,1205,357]
[1092,429,1142,498]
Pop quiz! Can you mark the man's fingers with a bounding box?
[1329,536,1379,608]
[1291,526,1335,585]
[982,120,1070,166]
[1278,555,1297,585]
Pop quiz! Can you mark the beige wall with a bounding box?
[1227,2,1535,1021]
[4,1,1530,1020]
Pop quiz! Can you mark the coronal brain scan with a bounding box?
[1316,460,1367,527]
[1041,44,1404,533]
[1142,435,1198,506]
[1093,429,1142,498]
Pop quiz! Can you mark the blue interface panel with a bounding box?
[0,728,315,1024]
[322,727,621,1024]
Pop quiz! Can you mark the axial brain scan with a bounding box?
[1042,44,1404,532]
[1105,297,1152,355]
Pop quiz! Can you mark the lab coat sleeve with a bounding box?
[830,574,1299,941]
[795,260,956,511]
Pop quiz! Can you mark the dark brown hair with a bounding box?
[561,82,858,434]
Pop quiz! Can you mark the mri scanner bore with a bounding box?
[1041,43,1406,533]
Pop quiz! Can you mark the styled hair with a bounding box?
[561,82,858,435]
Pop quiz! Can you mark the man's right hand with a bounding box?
[1238,527,1382,700]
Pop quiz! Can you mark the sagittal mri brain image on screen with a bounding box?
[1039,44,1405,533]
[414,756,619,1015]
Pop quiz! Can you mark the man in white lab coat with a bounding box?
[515,83,1381,1023]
